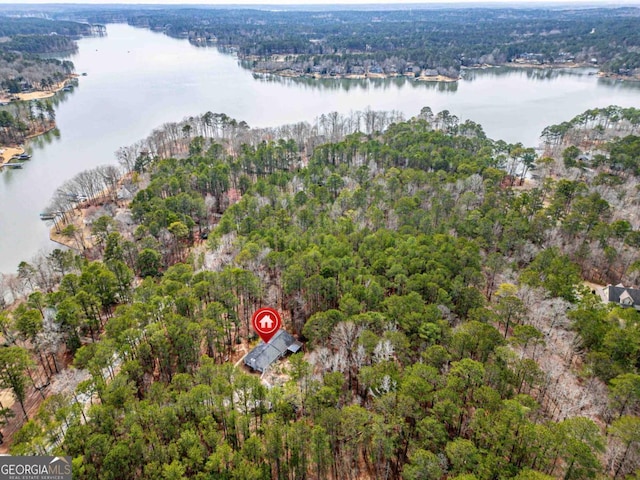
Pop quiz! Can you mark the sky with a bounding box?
[1,0,638,5]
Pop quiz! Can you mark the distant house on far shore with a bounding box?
[422,69,439,77]
[599,284,640,310]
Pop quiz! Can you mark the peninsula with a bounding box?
[3,106,640,480]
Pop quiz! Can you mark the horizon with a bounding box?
[1,0,640,6]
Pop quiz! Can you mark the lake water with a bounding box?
[1,23,640,274]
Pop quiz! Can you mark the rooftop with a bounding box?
[244,329,302,373]
[599,284,640,309]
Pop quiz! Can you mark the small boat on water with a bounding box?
[6,163,23,169]
[39,213,56,220]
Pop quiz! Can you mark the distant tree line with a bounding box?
[81,6,640,77]
[0,35,77,54]
[0,16,93,55]
[0,17,92,38]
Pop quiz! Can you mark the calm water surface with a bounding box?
[1,23,640,274]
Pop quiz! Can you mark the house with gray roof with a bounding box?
[244,329,303,373]
[599,284,640,310]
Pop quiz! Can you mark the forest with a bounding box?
[0,17,92,38]
[0,35,78,55]
[74,6,640,78]
[0,52,72,147]
[0,97,58,145]
[1,105,640,478]
[0,51,75,94]
[0,16,93,54]
[0,17,80,146]
[0,15,86,98]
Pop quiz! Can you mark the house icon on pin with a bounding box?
[259,314,274,330]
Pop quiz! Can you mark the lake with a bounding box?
[1,23,640,274]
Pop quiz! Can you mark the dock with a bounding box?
[40,211,64,221]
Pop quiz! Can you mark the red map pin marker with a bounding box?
[251,307,282,343]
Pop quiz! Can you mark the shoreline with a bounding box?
[254,68,460,82]
[25,123,57,140]
[48,172,136,250]
[498,61,594,70]
[597,71,640,82]
[15,77,72,101]
[49,210,90,251]
[0,74,77,103]
[186,30,638,83]
[0,146,25,166]
[256,60,639,84]
[0,75,75,167]
[479,62,638,81]
[0,123,57,167]
[252,61,605,83]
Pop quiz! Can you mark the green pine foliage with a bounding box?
[8,110,640,478]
